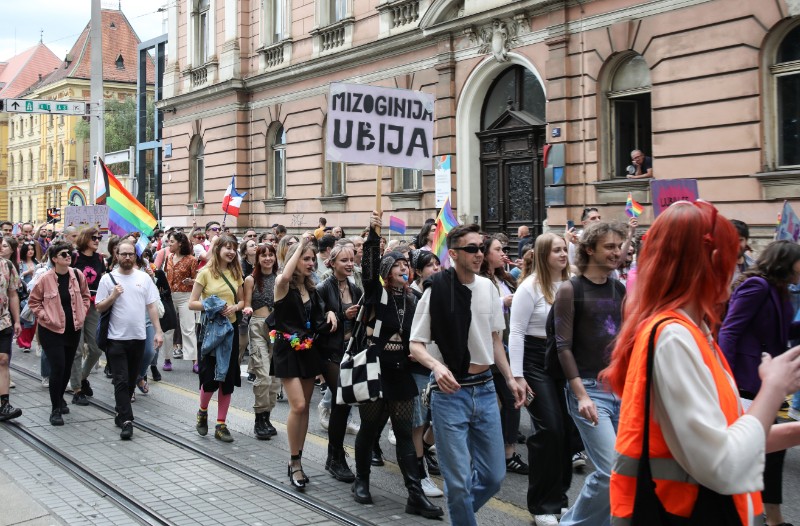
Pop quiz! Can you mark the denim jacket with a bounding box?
[201,295,234,381]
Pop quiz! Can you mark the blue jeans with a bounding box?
[792,392,800,411]
[137,322,156,381]
[560,378,620,526]
[430,372,505,526]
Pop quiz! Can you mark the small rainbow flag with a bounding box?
[95,158,158,247]
[626,192,644,218]
[388,216,406,235]
[431,197,459,268]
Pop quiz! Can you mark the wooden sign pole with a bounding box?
[375,165,383,236]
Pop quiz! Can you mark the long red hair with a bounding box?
[600,201,739,396]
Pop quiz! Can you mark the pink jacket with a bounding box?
[28,268,91,333]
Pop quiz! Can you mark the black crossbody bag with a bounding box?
[631,317,742,525]
[95,274,118,351]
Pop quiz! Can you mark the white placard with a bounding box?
[434,155,451,209]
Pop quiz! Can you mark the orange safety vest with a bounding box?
[610,311,763,526]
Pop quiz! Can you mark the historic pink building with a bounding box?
[159,0,800,241]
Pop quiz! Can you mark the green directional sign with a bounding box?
[3,98,86,115]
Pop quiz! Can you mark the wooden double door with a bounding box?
[477,110,546,245]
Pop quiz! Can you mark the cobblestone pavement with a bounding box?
[3,342,799,525]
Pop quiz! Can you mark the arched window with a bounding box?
[773,25,800,167]
[602,53,652,178]
[189,135,205,202]
[268,123,287,198]
[28,197,33,220]
[481,65,546,129]
[28,151,33,181]
[9,156,14,182]
[59,144,65,176]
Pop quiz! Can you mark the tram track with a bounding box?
[10,363,379,526]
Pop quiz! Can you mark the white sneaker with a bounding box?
[388,428,397,445]
[572,451,587,469]
[789,407,800,421]
[534,514,559,526]
[346,416,360,435]
[421,476,443,497]
[42,377,50,388]
[318,401,330,430]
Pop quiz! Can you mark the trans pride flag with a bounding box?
[95,158,157,254]
[431,197,459,268]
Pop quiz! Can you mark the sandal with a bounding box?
[137,379,149,394]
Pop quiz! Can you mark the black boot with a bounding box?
[399,453,444,519]
[263,411,277,437]
[254,412,271,440]
[326,444,356,482]
[352,474,372,504]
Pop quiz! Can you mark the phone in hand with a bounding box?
[567,220,575,231]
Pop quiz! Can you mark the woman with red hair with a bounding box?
[603,200,800,526]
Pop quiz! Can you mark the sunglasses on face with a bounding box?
[452,245,481,254]
[57,251,72,259]
[194,236,206,241]
[208,227,220,232]
[91,236,103,242]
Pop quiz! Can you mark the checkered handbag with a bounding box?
[336,296,383,405]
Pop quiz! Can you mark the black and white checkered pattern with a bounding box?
[337,346,382,406]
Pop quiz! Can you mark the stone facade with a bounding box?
[159,0,800,241]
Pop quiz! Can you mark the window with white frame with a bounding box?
[773,24,800,168]
[189,135,205,202]
[263,0,287,44]
[28,197,33,220]
[322,120,346,195]
[268,123,287,198]
[8,200,13,222]
[28,151,33,181]
[394,168,423,192]
[48,146,53,179]
[195,0,211,65]
[9,157,14,182]
[604,53,652,179]
[330,0,347,22]
[59,144,64,176]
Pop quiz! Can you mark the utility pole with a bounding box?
[89,0,104,202]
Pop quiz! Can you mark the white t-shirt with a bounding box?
[96,269,159,340]
[410,274,504,367]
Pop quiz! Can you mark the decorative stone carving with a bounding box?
[471,17,527,63]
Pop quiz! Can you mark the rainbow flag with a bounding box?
[95,158,157,244]
[625,192,644,218]
[388,215,406,235]
[431,197,459,268]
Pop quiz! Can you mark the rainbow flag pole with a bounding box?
[625,192,644,218]
[431,197,460,268]
[95,157,157,254]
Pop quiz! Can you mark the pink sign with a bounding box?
[326,82,435,171]
[650,179,699,217]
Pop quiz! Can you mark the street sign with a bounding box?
[1,98,87,115]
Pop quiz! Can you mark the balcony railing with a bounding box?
[191,66,208,87]
[390,0,419,28]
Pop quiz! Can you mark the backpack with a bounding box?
[544,276,625,380]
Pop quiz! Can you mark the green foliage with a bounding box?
[74,95,155,164]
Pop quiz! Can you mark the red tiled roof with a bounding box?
[0,43,62,98]
[38,9,155,89]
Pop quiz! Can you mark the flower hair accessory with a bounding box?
[269,329,314,351]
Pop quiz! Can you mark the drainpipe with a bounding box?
[577,0,587,208]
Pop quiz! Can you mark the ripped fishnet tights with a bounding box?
[354,398,415,475]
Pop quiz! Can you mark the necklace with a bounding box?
[391,292,406,335]
[338,279,349,300]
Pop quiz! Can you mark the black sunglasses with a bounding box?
[57,251,71,259]
[91,235,103,241]
[452,245,481,254]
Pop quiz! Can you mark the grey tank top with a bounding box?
[251,273,276,311]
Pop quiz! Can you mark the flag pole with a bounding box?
[375,166,383,236]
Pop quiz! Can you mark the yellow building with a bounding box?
[6,8,154,224]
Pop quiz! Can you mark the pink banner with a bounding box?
[650,179,699,217]
[326,82,435,170]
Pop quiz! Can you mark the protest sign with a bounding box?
[64,205,109,232]
[650,179,699,217]
[326,82,435,171]
[776,201,800,242]
[435,155,451,208]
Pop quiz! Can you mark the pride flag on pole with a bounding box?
[95,158,157,254]
[625,192,644,218]
[431,197,460,268]
[776,200,800,242]
[388,216,406,235]
[222,175,247,217]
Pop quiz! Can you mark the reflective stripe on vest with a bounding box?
[609,311,763,526]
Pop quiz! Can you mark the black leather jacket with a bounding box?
[316,274,362,358]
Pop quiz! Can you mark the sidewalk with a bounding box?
[0,465,65,526]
